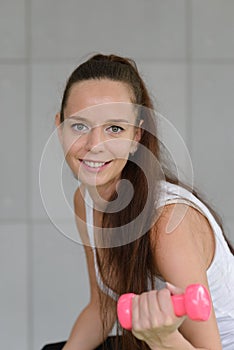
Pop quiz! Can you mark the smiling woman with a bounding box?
[42,54,234,350]
[55,80,142,192]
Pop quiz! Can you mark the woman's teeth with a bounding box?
[83,160,106,168]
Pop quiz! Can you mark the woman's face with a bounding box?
[56,79,142,190]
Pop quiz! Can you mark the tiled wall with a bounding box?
[1,1,233,349]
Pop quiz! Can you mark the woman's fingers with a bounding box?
[132,289,172,329]
[147,290,162,326]
[132,292,152,329]
[131,287,185,342]
[157,288,174,316]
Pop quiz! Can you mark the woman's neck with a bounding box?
[86,179,119,211]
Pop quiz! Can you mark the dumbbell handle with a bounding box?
[117,284,211,330]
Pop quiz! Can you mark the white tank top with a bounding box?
[84,181,234,349]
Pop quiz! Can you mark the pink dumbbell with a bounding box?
[117,284,211,330]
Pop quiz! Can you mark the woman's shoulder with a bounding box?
[158,180,196,205]
[151,200,215,280]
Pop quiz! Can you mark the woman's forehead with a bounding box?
[64,79,135,115]
[66,102,138,126]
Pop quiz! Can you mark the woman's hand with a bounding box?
[131,284,186,349]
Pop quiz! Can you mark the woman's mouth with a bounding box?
[80,159,112,172]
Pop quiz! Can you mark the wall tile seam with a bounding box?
[24,0,34,348]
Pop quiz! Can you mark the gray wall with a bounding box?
[0,1,234,349]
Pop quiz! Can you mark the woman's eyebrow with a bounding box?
[104,119,131,124]
[66,115,87,121]
[67,115,131,124]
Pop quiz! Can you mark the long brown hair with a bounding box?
[60,53,233,350]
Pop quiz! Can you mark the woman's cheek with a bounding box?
[62,135,82,157]
[108,139,134,159]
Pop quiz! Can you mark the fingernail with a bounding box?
[166,282,175,288]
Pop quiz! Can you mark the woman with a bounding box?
[42,54,234,350]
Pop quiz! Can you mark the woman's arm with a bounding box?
[131,203,222,350]
[63,247,115,350]
[63,301,106,350]
[62,187,115,350]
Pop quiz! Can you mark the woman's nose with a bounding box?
[85,126,105,153]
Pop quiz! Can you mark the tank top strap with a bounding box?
[84,188,119,301]
[84,189,95,248]
[159,182,223,239]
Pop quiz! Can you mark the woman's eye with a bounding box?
[106,125,124,134]
[71,123,88,132]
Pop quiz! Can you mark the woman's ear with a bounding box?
[130,121,144,155]
[134,119,144,143]
[55,113,63,144]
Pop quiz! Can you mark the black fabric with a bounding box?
[41,336,120,350]
[41,342,66,350]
